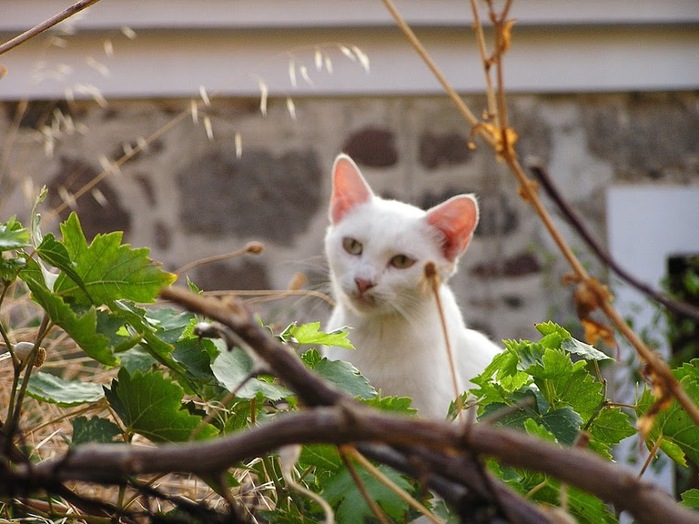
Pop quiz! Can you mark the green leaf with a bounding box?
[0,255,27,282]
[365,395,416,415]
[566,486,617,524]
[22,260,116,366]
[472,347,531,393]
[212,347,291,401]
[637,372,699,467]
[535,321,571,349]
[0,216,30,251]
[27,372,104,406]
[105,368,217,442]
[483,391,582,446]
[526,349,602,420]
[54,212,176,305]
[523,418,557,442]
[561,338,613,362]
[36,233,86,294]
[302,349,375,399]
[30,186,48,247]
[299,444,343,481]
[323,465,413,523]
[680,488,699,510]
[587,408,635,458]
[109,300,186,376]
[282,322,354,349]
[71,416,121,445]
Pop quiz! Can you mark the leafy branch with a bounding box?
[6,283,685,524]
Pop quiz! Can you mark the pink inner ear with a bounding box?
[426,195,479,261]
[330,154,373,223]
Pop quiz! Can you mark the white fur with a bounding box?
[324,177,501,419]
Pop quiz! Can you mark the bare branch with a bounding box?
[527,158,699,323]
[0,0,104,57]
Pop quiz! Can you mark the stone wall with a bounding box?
[1,92,697,342]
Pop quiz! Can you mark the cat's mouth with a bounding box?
[349,291,379,310]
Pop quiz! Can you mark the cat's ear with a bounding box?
[330,154,374,223]
[426,195,479,262]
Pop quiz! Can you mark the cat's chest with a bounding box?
[327,304,454,382]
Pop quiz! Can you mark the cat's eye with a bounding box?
[389,254,416,269]
[342,237,363,256]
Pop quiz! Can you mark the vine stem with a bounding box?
[379,0,481,132]
[381,0,699,428]
[0,0,104,56]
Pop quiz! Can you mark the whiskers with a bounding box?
[377,287,427,325]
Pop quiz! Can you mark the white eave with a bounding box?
[1,0,697,100]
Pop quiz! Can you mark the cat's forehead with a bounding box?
[332,198,436,246]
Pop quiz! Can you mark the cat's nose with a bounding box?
[354,278,376,294]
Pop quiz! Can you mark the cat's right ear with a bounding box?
[330,154,374,223]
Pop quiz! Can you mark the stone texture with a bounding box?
[475,192,519,237]
[418,131,471,169]
[582,93,699,181]
[47,157,131,240]
[194,259,271,291]
[134,172,157,206]
[342,127,398,167]
[5,100,75,129]
[154,221,172,250]
[471,252,541,278]
[177,149,322,245]
[2,92,697,345]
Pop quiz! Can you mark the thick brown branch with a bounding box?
[21,404,694,524]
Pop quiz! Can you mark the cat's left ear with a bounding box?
[426,195,479,262]
[330,154,374,223]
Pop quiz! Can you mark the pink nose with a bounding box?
[355,278,375,294]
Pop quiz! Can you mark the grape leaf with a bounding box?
[212,347,291,401]
[36,233,87,296]
[54,213,176,306]
[536,321,571,349]
[525,349,602,420]
[105,368,217,442]
[561,338,613,362]
[27,372,104,406]
[587,407,635,458]
[109,300,187,376]
[323,464,412,524]
[71,416,121,445]
[485,400,582,445]
[365,394,416,415]
[637,372,699,466]
[299,444,343,482]
[680,488,699,510]
[302,349,375,399]
[282,322,353,349]
[0,216,29,251]
[22,260,116,366]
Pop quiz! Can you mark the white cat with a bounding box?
[324,154,501,419]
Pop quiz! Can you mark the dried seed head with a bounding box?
[245,241,264,254]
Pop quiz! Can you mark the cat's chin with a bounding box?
[346,294,399,317]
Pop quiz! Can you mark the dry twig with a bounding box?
[0,0,104,56]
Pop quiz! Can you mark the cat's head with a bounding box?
[325,154,479,317]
